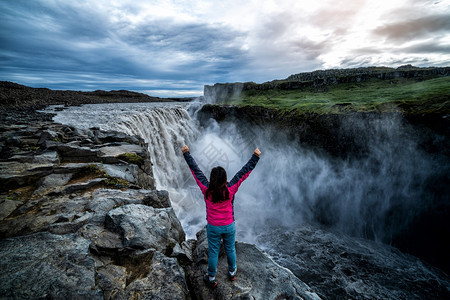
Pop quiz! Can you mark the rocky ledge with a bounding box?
[0,108,319,299]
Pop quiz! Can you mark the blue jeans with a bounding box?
[206,222,236,277]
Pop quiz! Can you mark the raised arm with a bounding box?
[182,145,208,194]
[228,148,261,194]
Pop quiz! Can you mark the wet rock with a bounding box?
[143,189,171,208]
[98,144,146,162]
[105,204,185,253]
[193,226,209,264]
[0,232,102,299]
[101,163,148,187]
[37,129,58,145]
[96,130,143,145]
[5,136,22,147]
[9,151,59,164]
[187,228,320,300]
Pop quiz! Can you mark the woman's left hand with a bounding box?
[182,145,189,153]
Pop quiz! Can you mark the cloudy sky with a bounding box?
[1,0,449,97]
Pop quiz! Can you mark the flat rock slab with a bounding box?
[98,144,146,164]
[0,194,92,238]
[0,161,54,176]
[0,232,102,299]
[9,151,59,164]
[53,143,101,162]
[0,161,54,191]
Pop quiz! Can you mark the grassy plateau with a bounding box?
[219,77,450,115]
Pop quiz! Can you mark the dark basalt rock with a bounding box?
[257,225,450,300]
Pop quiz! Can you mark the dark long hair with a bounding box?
[206,166,229,203]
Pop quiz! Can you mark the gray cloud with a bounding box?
[289,38,330,61]
[373,14,450,42]
[309,0,366,34]
[405,43,450,54]
[0,1,249,95]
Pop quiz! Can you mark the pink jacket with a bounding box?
[183,151,259,226]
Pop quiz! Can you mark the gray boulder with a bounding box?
[86,188,156,224]
[0,232,102,299]
[105,204,185,252]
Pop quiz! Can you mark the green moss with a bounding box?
[85,164,105,175]
[105,177,129,188]
[117,152,145,166]
[222,77,450,115]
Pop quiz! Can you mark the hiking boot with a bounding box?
[228,268,237,281]
[203,273,218,288]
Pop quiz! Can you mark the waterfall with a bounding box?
[48,102,449,246]
[113,106,199,189]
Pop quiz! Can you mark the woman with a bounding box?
[182,145,261,287]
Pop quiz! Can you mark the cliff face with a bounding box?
[198,104,449,158]
[204,65,450,102]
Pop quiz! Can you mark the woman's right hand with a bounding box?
[254,147,261,157]
[182,145,189,153]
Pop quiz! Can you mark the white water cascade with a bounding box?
[49,102,209,237]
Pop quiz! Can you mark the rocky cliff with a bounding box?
[0,108,320,299]
[198,104,449,158]
[204,65,450,102]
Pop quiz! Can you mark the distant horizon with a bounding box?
[3,63,448,98]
